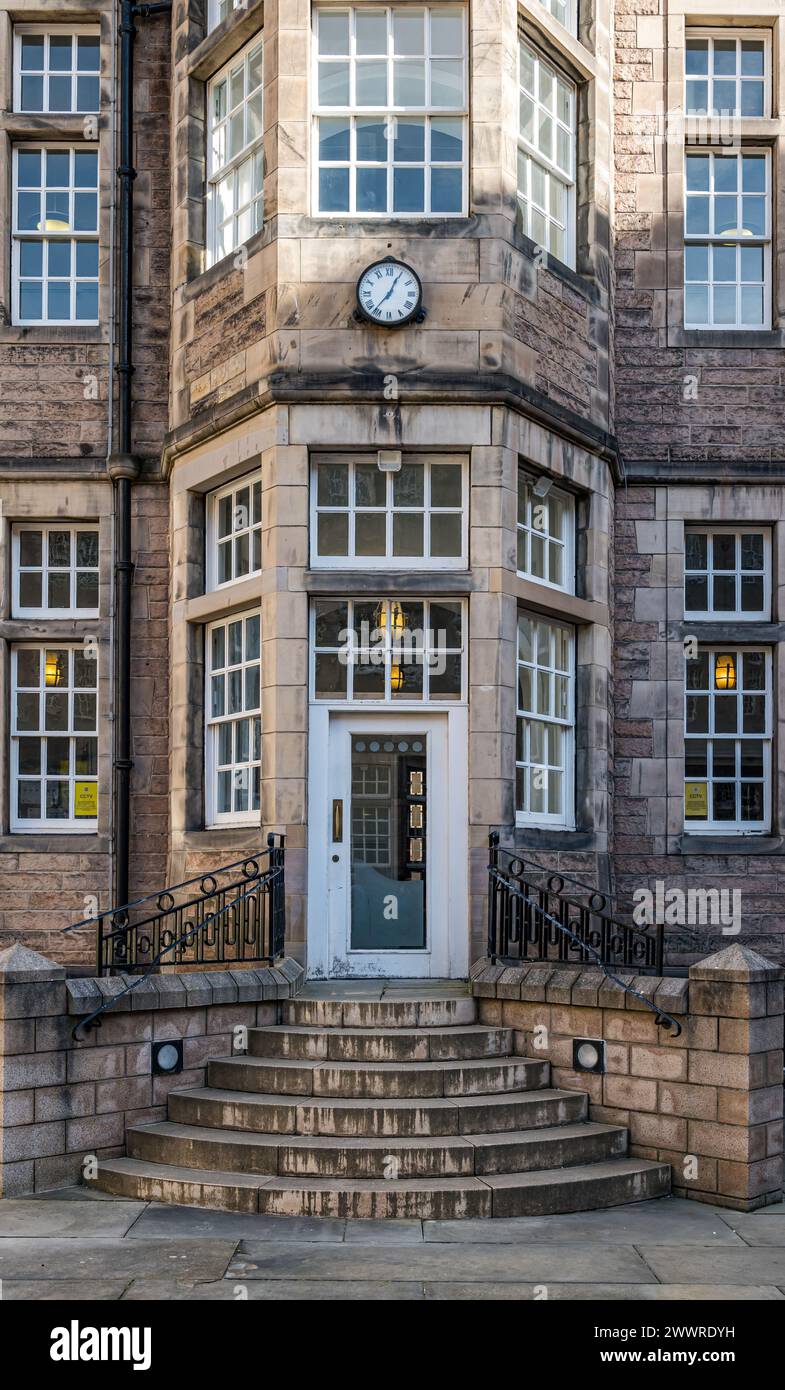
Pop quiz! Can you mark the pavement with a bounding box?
[1,1187,785,1299]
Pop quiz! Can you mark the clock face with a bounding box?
[356,259,422,326]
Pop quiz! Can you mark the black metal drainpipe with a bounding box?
[109,0,171,909]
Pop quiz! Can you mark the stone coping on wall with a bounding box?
[65,957,304,1016]
[469,958,689,1016]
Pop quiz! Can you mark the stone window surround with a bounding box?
[516,2,609,294]
[0,482,113,849]
[663,9,785,349]
[0,5,113,346]
[644,485,785,857]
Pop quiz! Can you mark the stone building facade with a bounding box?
[0,0,783,978]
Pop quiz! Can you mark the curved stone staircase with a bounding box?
[92,994,671,1218]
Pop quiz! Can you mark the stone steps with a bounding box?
[247,1024,514,1062]
[125,1118,628,1178]
[207,1054,549,1099]
[93,1156,671,1219]
[168,1084,590,1136]
[90,990,672,1218]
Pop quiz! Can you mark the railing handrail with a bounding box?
[62,836,284,936]
[488,831,711,954]
[71,867,282,1041]
[487,863,681,1035]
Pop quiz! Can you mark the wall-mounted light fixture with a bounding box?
[152,1039,183,1076]
[573,1037,606,1074]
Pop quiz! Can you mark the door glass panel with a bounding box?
[349,735,426,950]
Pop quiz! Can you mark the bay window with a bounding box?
[207,473,263,589]
[206,37,264,265]
[517,39,576,266]
[516,613,574,826]
[517,472,574,593]
[314,5,468,216]
[311,453,466,567]
[205,612,262,825]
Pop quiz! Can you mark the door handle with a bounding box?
[332,798,343,842]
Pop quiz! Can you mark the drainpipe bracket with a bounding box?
[108,451,140,482]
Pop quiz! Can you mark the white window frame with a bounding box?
[517,471,575,594]
[10,643,99,833]
[206,34,264,268]
[310,597,466,704]
[684,646,772,834]
[12,523,100,619]
[207,0,244,34]
[537,0,577,38]
[684,526,771,622]
[206,470,263,592]
[685,29,771,119]
[12,143,100,326]
[205,611,262,827]
[683,147,771,331]
[13,24,101,114]
[312,4,469,219]
[517,37,576,268]
[515,612,575,828]
[310,453,468,570]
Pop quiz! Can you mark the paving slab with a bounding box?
[126,1204,346,1243]
[343,1218,424,1244]
[0,1200,145,1239]
[122,1278,425,1300]
[229,1240,653,1283]
[715,1202,785,1229]
[0,1238,238,1283]
[638,1245,785,1286]
[424,1199,744,1245]
[24,1186,134,1202]
[724,1218,785,1247]
[422,1282,785,1300]
[0,1280,131,1301]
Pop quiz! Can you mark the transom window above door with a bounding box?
[311,597,465,702]
[311,453,466,568]
[313,5,468,216]
[207,472,262,590]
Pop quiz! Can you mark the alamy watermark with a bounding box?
[632,881,741,936]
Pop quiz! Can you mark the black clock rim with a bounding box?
[355,257,423,327]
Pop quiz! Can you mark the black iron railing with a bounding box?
[64,833,286,977]
[488,833,664,975]
[487,835,680,1033]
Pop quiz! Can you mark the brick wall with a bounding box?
[0,942,303,1197]
[474,944,785,1210]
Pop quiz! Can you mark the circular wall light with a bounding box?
[573,1037,606,1074]
[152,1039,183,1076]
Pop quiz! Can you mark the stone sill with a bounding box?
[679,834,783,856]
[470,957,688,1014]
[65,956,304,1015]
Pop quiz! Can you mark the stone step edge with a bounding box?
[92,1156,669,1201]
[127,1118,624,1154]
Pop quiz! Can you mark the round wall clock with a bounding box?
[355,257,424,327]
